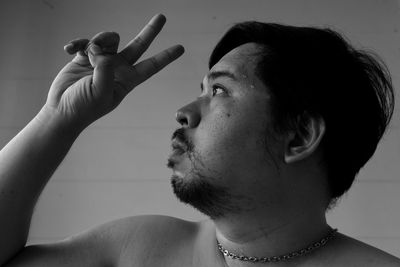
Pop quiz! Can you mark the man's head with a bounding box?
[167,21,394,219]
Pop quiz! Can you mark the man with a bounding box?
[0,14,399,266]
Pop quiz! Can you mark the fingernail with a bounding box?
[89,44,102,55]
[63,43,73,50]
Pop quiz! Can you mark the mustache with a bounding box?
[171,128,194,152]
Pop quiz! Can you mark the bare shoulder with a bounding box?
[115,215,200,266]
[115,214,199,243]
[90,214,199,252]
[4,215,198,267]
[322,233,400,266]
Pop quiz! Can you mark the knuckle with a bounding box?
[91,32,106,42]
[149,57,160,71]
[110,31,120,42]
[133,36,145,47]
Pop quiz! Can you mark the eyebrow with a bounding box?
[207,70,237,81]
[201,70,237,91]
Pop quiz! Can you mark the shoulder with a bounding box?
[87,214,199,251]
[320,233,400,267]
[110,215,200,265]
[344,235,400,266]
[4,215,198,267]
[5,215,198,267]
[112,214,199,239]
[64,215,200,266]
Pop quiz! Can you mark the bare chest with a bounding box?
[117,247,224,267]
[117,224,225,267]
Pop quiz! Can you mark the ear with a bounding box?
[284,114,326,164]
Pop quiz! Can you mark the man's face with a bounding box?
[167,43,285,219]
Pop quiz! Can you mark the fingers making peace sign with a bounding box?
[46,14,184,130]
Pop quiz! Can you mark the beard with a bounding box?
[168,129,240,220]
[170,167,238,220]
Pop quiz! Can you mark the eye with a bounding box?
[212,85,226,96]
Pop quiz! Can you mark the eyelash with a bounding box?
[212,85,226,96]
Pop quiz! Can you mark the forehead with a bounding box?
[206,43,264,81]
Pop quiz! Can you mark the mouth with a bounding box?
[168,139,188,166]
[172,139,187,152]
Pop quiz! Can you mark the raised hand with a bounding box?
[45,14,184,130]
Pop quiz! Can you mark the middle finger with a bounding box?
[119,14,166,64]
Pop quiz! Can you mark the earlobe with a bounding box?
[284,115,326,164]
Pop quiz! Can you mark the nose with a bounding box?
[175,101,201,128]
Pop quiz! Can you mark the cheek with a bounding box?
[196,95,270,158]
[197,108,255,160]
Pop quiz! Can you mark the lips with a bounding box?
[168,139,190,170]
[171,139,188,155]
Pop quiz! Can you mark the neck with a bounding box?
[213,207,330,266]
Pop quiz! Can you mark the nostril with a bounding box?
[179,117,188,126]
[175,111,188,126]
[175,103,201,128]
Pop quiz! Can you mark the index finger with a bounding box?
[115,44,184,93]
[119,14,166,65]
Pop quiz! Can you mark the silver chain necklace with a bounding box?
[217,228,337,263]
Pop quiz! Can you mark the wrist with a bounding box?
[35,105,86,140]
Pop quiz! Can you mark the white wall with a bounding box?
[0,0,399,257]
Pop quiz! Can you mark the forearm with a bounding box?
[0,107,82,265]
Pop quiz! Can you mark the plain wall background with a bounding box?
[0,0,399,257]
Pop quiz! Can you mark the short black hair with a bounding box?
[209,22,395,203]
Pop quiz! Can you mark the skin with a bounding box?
[0,14,399,267]
[169,44,279,219]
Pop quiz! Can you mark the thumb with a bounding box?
[89,45,115,97]
[91,31,120,54]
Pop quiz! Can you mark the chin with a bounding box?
[170,171,239,220]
